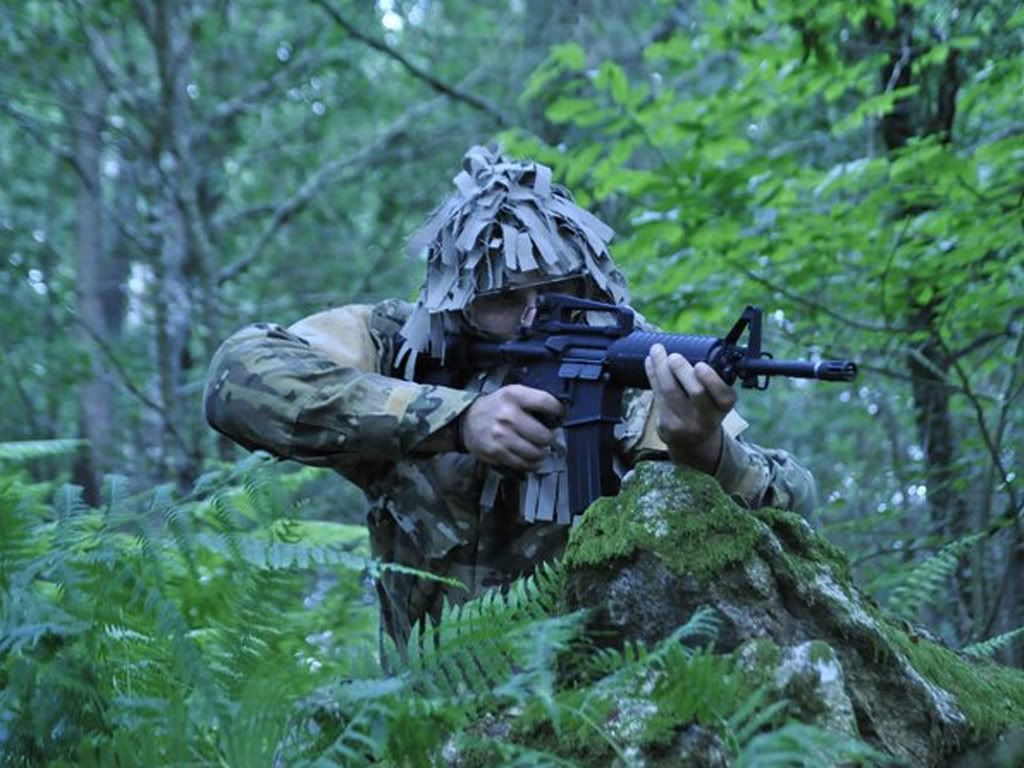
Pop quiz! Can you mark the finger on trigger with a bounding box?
[516,413,554,449]
[517,386,565,421]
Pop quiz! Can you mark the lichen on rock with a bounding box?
[772,641,857,736]
[557,461,1024,767]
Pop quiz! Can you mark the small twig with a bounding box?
[310,0,509,127]
[71,313,194,458]
[206,39,342,130]
[216,94,442,286]
[723,257,910,334]
[879,218,912,327]
[884,37,912,93]
[935,335,1021,524]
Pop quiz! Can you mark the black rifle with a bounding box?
[414,294,856,523]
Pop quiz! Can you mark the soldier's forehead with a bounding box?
[473,270,585,297]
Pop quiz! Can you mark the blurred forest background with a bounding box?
[1,0,1023,764]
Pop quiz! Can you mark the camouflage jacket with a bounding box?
[204,299,817,647]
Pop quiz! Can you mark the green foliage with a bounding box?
[964,625,1024,660]
[3,0,1024,761]
[886,624,1024,741]
[0,448,377,766]
[886,533,984,620]
[1,445,885,766]
[734,722,894,767]
[505,0,1024,658]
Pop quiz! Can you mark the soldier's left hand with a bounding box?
[644,344,737,474]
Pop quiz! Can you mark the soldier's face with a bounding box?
[466,274,585,339]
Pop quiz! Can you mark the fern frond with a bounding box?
[963,624,1024,658]
[101,474,133,518]
[886,533,983,620]
[311,700,394,767]
[54,483,88,519]
[0,477,49,581]
[572,605,720,687]
[726,685,788,749]
[734,722,893,767]
[0,439,86,462]
[396,563,584,714]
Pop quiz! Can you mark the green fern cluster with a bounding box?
[0,443,376,767]
[1,441,888,767]
[885,533,984,620]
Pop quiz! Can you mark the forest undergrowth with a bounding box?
[0,440,894,767]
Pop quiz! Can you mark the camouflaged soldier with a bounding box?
[204,146,817,650]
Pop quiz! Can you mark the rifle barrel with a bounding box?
[738,357,857,382]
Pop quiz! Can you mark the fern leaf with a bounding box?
[727,686,789,748]
[734,722,893,767]
[0,439,86,462]
[963,624,1024,658]
[886,533,983,620]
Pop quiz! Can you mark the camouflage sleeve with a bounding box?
[203,305,479,475]
[618,388,817,516]
[713,432,818,517]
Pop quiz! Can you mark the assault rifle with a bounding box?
[414,295,856,523]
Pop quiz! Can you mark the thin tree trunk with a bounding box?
[144,0,204,490]
[69,82,112,505]
[867,7,979,638]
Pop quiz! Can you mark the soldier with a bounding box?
[204,146,816,649]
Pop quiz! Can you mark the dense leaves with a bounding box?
[503,0,1024,657]
[1,0,1022,763]
[1,444,898,766]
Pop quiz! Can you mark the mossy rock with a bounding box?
[559,462,1024,767]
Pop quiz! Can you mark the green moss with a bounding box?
[808,640,836,666]
[565,463,853,592]
[740,637,784,675]
[504,694,616,766]
[564,463,759,582]
[752,506,853,589]
[886,625,1024,741]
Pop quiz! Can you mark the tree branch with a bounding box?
[215,93,443,286]
[723,256,910,334]
[310,0,509,127]
[206,38,340,130]
[968,122,1024,153]
[71,313,194,459]
[3,100,156,253]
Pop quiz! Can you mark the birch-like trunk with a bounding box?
[70,83,112,505]
[143,0,207,490]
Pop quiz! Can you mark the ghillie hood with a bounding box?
[396,145,628,375]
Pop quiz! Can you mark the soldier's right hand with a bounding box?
[460,384,564,471]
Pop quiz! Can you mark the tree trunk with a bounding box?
[144,0,205,490]
[867,8,980,639]
[69,82,112,505]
